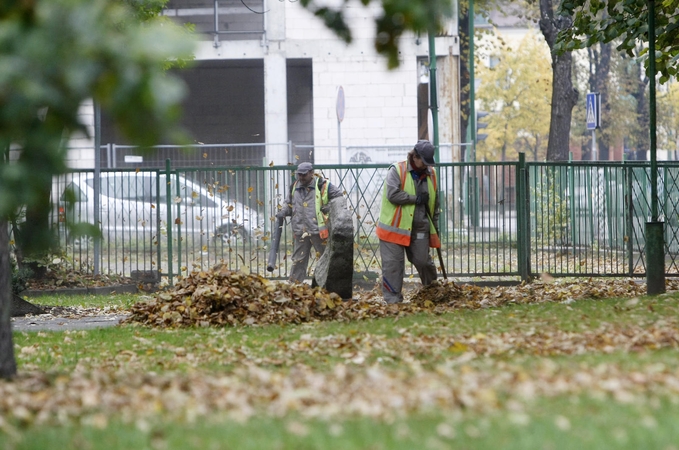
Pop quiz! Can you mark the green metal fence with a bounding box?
[525,160,679,278]
[44,159,679,284]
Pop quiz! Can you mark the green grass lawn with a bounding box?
[3,290,679,450]
[20,292,140,310]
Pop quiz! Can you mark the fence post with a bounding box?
[625,163,634,276]
[604,166,613,247]
[155,171,162,281]
[173,170,182,275]
[588,166,596,245]
[568,155,576,248]
[517,153,530,281]
[93,108,101,275]
[165,159,173,285]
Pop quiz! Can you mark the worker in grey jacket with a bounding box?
[276,162,343,282]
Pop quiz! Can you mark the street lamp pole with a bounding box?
[428,32,439,160]
[646,0,665,295]
[468,0,475,162]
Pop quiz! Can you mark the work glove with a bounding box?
[415,192,429,206]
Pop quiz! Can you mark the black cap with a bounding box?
[296,162,313,174]
[414,140,436,165]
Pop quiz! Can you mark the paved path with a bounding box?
[12,314,130,332]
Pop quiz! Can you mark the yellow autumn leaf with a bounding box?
[448,342,469,352]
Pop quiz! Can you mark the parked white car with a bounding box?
[58,171,262,246]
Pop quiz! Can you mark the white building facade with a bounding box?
[68,0,461,168]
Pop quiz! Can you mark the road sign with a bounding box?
[586,92,600,130]
[336,86,345,123]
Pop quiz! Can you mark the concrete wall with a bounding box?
[67,0,460,168]
[285,2,422,164]
[66,100,96,169]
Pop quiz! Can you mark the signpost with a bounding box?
[336,86,345,164]
[586,92,600,160]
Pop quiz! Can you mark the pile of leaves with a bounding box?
[125,265,351,327]
[408,274,679,312]
[126,265,679,329]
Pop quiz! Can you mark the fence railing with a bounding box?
[38,159,679,284]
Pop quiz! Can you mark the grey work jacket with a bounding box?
[277,177,343,237]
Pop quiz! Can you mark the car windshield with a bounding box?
[158,175,218,208]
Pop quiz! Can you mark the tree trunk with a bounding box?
[15,118,61,267]
[595,43,612,160]
[539,0,578,161]
[0,219,17,379]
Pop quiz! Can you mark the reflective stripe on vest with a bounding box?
[376,161,440,248]
[292,177,330,239]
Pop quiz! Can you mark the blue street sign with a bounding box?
[586,92,600,130]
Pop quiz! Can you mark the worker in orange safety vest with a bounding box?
[376,140,440,303]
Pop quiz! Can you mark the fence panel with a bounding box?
[627,163,679,275]
[662,165,679,272]
[44,161,523,282]
[528,163,632,277]
[37,158,679,284]
[50,169,162,278]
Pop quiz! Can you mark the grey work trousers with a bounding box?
[380,234,437,303]
[289,233,326,282]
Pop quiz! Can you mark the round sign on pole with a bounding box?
[336,86,345,123]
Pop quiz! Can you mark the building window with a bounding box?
[164,0,265,41]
